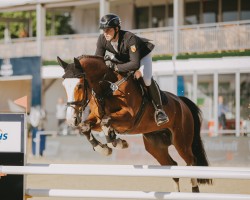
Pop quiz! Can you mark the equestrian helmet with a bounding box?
[99,14,121,29]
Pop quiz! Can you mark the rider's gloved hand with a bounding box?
[104,55,111,61]
[109,62,119,72]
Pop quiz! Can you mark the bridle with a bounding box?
[65,74,90,125]
[64,58,133,124]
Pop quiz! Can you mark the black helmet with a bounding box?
[99,13,121,29]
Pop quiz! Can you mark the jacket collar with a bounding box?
[107,30,125,54]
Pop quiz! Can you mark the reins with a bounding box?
[64,56,136,123]
[99,55,133,95]
[66,75,91,122]
[98,70,134,96]
[91,70,134,118]
[63,56,148,133]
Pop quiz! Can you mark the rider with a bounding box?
[95,13,169,126]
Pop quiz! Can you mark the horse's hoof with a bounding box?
[107,138,129,149]
[192,186,200,193]
[93,144,112,156]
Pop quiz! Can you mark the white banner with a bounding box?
[0,122,21,152]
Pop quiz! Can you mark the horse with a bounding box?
[57,55,212,192]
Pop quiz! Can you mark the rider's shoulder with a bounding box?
[98,33,105,40]
[98,34,108,44]
[122,30,135,37]
[122,30,139,41]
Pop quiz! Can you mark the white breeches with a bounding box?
[139,53,152,86]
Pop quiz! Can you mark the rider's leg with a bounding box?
[140,53,169,126]
[147,79,169,125]
[100,115,128,149]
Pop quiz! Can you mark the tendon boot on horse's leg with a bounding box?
[106,128,129,149]
[80,124,112,156]
[100,116,128,149]
[148,79,169,126]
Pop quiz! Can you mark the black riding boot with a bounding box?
[148,79,169,126]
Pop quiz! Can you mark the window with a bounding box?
[168,4,174,26]
[241,0,250,20]
[136,7,149,29]
[202,0,218,23]
[152,5,166,27]
[185,1,200,25]
[222,0,238,22]
[197,75,214,134]
[218,74,236,132]
[240,73,250,134]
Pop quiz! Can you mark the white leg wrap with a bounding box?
[100,116,111,137]
[107,138,129,149]
[93,145,112,156]
[80,123,91,132]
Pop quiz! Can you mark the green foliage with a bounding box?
[0,10,75,39]
[177,50,250,59]
[0,25,5,39]
[152,50,250,61]
[0,11,36,38]
[152,54,172,61]
[43,50,250,66]
[46,12,75,35]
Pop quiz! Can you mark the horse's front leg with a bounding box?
[101,115,128,149]
[80,123,112,156]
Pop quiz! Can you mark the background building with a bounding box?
[0,0,250,136]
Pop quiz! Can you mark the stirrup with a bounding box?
[155,109,169,126]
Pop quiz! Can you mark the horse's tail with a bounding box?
[179,96,212,185]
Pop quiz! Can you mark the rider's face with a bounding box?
[103,28,117,41]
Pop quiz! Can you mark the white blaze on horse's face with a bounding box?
[62,78,80,126]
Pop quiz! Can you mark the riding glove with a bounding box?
[109,62,119,72]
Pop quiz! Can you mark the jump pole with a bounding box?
[25,189,250,199]
[1,164,250,179]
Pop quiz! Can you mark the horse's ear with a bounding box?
[57,56,68,69]
[74,57,82,70]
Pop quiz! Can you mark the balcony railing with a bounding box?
[1,20,250,60]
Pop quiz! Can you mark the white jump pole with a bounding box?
[26,189,250,200]
[1,164,250,179]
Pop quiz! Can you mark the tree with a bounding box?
[0,10,75,39]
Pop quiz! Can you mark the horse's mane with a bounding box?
[77,55,104,61]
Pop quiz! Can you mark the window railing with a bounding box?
[1,20,250,60]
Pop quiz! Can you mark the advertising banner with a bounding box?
[0,113,26,200]
[0,122,21,152]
